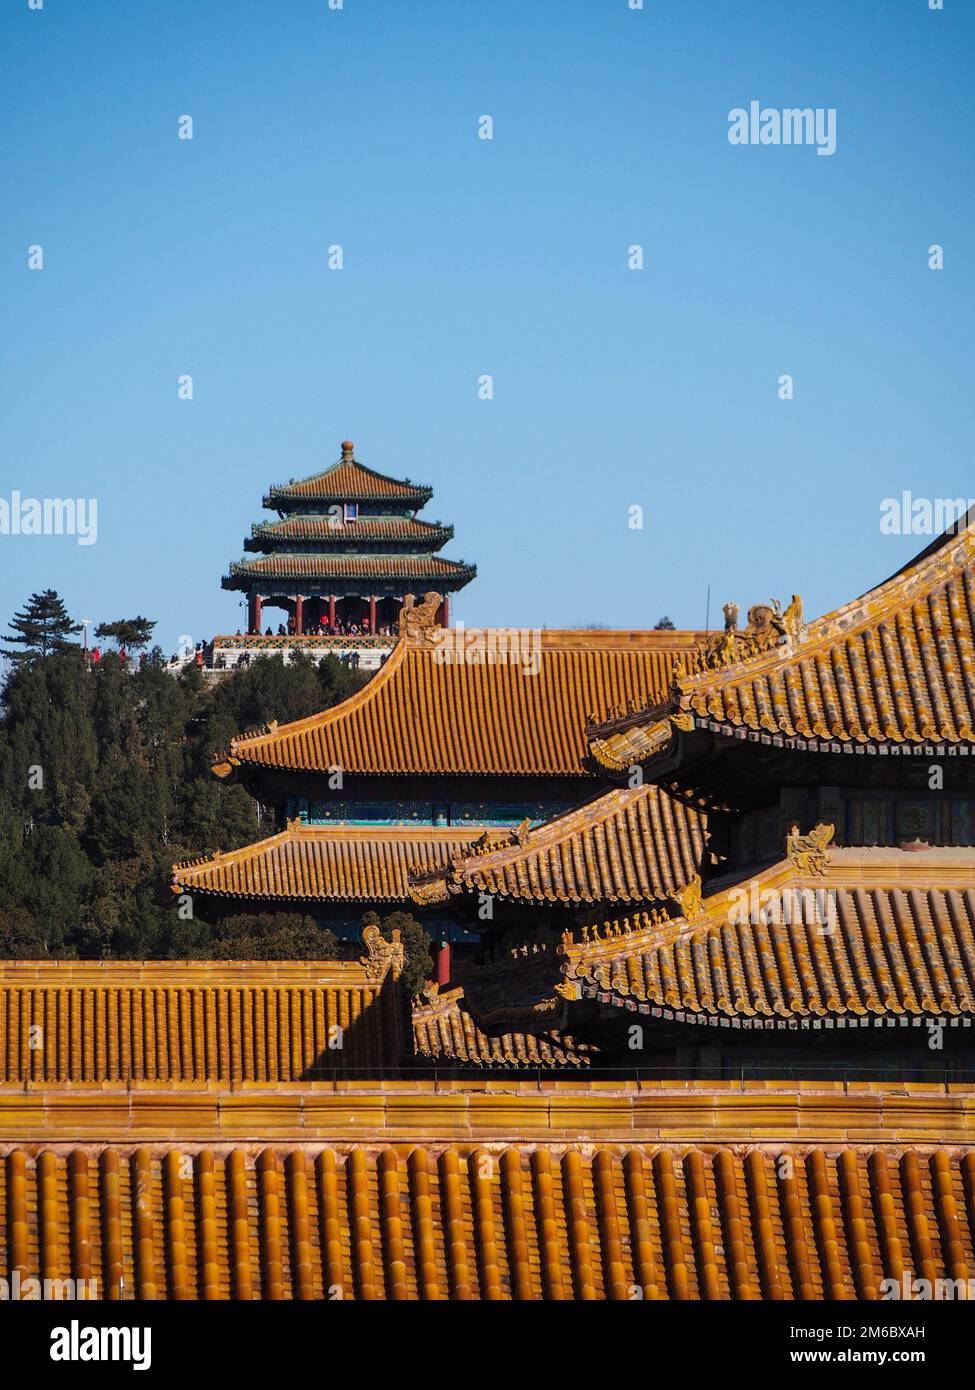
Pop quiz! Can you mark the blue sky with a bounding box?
[1,0,972,652]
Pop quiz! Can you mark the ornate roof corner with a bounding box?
[554,970,581,1002]
[407,872,452,907]
[360,922,405,981]
[397,591,443,644]
[780,592,805,644]
[672,873,703,921]
[690,595,804,674]
[786,822,835,876]
[210,751,239,780]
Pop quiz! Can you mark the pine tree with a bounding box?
[2,590,81,661]
[94,617,156,650]
[0,623,367,959]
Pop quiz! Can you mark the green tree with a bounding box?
[361,909,433,997]
[0,907,49,959]
[2,590,80,661]
[185,911,339,960]
[0,598,370,959]
[94,617,157,650]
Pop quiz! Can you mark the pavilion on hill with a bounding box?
[222,440,476,637]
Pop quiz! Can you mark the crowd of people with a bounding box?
[87,646,155,668]
[247,617,397,638]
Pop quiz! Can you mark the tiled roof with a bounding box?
[173,824,509,904]
[217,630,701,778]
[0,958,405,1082]
[561,848,975,1025]
[410,937,586,1069]
[264,456,432,505]
[3,1141,975,1298]
[245,516,452,548]
[225,554,475,583]
[411,784,707,908]
[411,985,596,1068]
[590,518,975,772]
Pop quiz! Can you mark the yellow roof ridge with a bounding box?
[676,513,975,697]
[562,842,975,964]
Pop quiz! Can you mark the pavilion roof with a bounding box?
[245,515,453,549]
[409,783,707,908]
[558,845,975,1026]
[214,628,702,779]
[589,514,975,774]
[172,822,509,904]
[263,453,432,507]
[223,553,475,587]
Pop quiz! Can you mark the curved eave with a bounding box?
[263,486,433,508]
[414,784,707,908]
[586,719,679,777]
[243,525,454,553]
[221,559,476,590]
[173,823,508,904]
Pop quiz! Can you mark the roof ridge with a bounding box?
[676,515,975,697]
[280,821,507,843]
[267,452,431,497]
[453,785,642,870]
[563,842,975,962]
[252,514,451,530]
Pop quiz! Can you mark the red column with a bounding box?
[435,941,451,987]
[369,595,376,632]
[251,593,263,634]
[295,594,303,636]
[328,595,336,629]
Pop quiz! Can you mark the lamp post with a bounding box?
[81,618,91,654]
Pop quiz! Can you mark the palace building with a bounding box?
[3,504,975,1301]
[173,615,701,932]
[406,515,975,1076]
